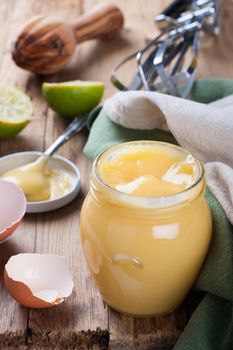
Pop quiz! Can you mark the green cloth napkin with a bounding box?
[84,78,233,350]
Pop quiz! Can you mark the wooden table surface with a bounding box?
[0,0,233,349]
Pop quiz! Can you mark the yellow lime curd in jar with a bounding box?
[80,141,212,316]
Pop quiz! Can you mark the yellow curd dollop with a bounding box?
[2,157,73,202]
[98,144,197,197]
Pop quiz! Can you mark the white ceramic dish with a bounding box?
[0,152,81,213]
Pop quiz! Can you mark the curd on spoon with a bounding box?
[1,156,73,202]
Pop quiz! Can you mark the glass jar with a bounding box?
[80,141,212,317]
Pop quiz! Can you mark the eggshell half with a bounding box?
[4,253,74,308]
[0,179,26,242]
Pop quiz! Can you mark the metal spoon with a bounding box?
[44,116,87,156]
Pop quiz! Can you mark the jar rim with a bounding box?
[92,141,205,209]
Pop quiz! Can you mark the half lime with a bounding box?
[0,82,33,139]
[42,80,105,118]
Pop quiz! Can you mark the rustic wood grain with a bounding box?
[1,0,233,349]
[0,0,43,346]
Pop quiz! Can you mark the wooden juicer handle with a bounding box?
[12,4,124,75]
[72,4,124,43]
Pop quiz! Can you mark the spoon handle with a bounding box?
[44,116,87,157]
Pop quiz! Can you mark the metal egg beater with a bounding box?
[111,0,219,97]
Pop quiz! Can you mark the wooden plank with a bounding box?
[197,0,233,78]
[103,1,188,348]
[0,0,56,348]
[0,0,13,69]
[26,0,108,348]
[0,224,33,348]
[0,0,38,345]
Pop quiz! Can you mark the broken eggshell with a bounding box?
[0,179,26,243]
[4,253,74,308]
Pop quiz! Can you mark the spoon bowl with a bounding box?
[0,152,81,213]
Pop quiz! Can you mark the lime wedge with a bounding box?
[42,80,105,118]
[0,82,33,139]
